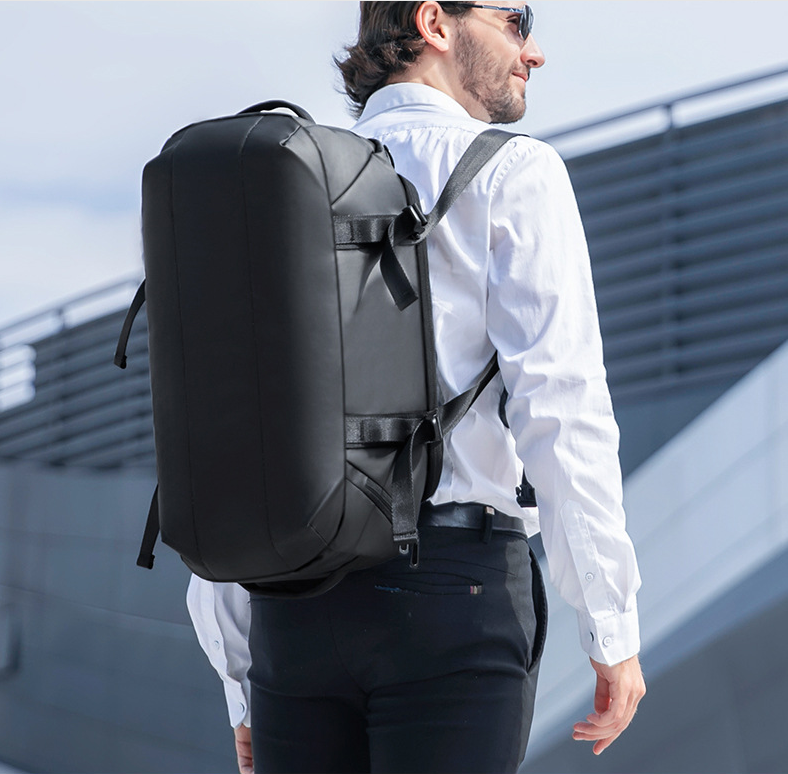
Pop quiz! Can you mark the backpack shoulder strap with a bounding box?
[335,129,518,311]
[417,128,517,241]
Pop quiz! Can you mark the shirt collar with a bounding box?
[359,83,474,122]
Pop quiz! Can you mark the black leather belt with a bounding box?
[419,501,526,534]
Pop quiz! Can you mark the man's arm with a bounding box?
[486,137,643,747]
[187,576,254,773]
[186,575,253,727]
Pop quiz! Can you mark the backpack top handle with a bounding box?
[238,100,315,122]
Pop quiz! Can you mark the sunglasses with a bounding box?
[465,4,534,41]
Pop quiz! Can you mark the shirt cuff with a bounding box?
[222,675,252,728]
[576,604,641,665]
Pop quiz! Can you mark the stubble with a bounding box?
[455,26,526,124]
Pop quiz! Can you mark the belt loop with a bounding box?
[482,506,494,544]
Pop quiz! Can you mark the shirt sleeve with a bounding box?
[186,574,253,727]
[487,139,642,666]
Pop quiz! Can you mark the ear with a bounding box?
[414,1,451,53]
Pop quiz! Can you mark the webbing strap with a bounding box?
[136,485,160,569]
[333,128,516,309]
[333,214,390,246]
[436,354,500,438]
[114,280,146,369]
[499,387,538,508]
[345,414,423,447]
[417,129,514,242]
[345,352,499,448]
[381,216,420,310]
[388,355,500,556]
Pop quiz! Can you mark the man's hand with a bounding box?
[572,654,646,755]
[234,724,253,774]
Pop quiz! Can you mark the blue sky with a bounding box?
[1,1,787,329]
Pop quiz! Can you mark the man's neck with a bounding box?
[387,63,490,122]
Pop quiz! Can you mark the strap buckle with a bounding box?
[404,203,428,239]
[424,409,442,444]
[396,535,420,568]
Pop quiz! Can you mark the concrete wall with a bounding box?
[523,339,788,773]
[0,463,235,773]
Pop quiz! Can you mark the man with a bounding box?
[188,3,645,773]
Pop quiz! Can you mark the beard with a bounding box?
[455,25,526,124]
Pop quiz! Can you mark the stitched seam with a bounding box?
[301,124,348,522]
[331,148,377,205]
[164,135,209,576]
[238,115,283,564]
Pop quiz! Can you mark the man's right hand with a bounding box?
[572,654,646,755]
[234,724,253,774]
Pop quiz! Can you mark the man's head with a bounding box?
[336,2,545,123]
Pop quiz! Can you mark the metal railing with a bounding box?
[0,277,154,468]
[543,64,788,158]
[0,278,141,412]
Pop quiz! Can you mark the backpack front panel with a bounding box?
[144,115,346,580]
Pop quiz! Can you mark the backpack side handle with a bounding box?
[238,100,314,122]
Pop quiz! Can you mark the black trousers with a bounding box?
[248,517,547,774]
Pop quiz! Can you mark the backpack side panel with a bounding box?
[309,126,433,570]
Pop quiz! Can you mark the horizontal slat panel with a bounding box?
[584,162,788,240]
[607,326,788,384]
[597,259,788,312]
[593,239,787,288]
[600,273,788,336]
[589,192,788,261]
[32,309,134,359]
[0,373,151,442]
[577,138,788,220]
[0,394,153,457]
[611,357,765,402]
[567,101,788,188]
[34,333,148,390]
[65,437,155,468]
[604,298,788,359]
[592,220,788,287]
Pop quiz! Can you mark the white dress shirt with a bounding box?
[187,83,641,727]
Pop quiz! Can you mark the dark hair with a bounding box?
[335,2,472,118]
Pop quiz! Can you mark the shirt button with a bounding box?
[602,636,613,648]
[584,572,594,582]
[239,703,246,714]
[212,640,221,650]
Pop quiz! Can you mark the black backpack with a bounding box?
[115,100,530,597]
